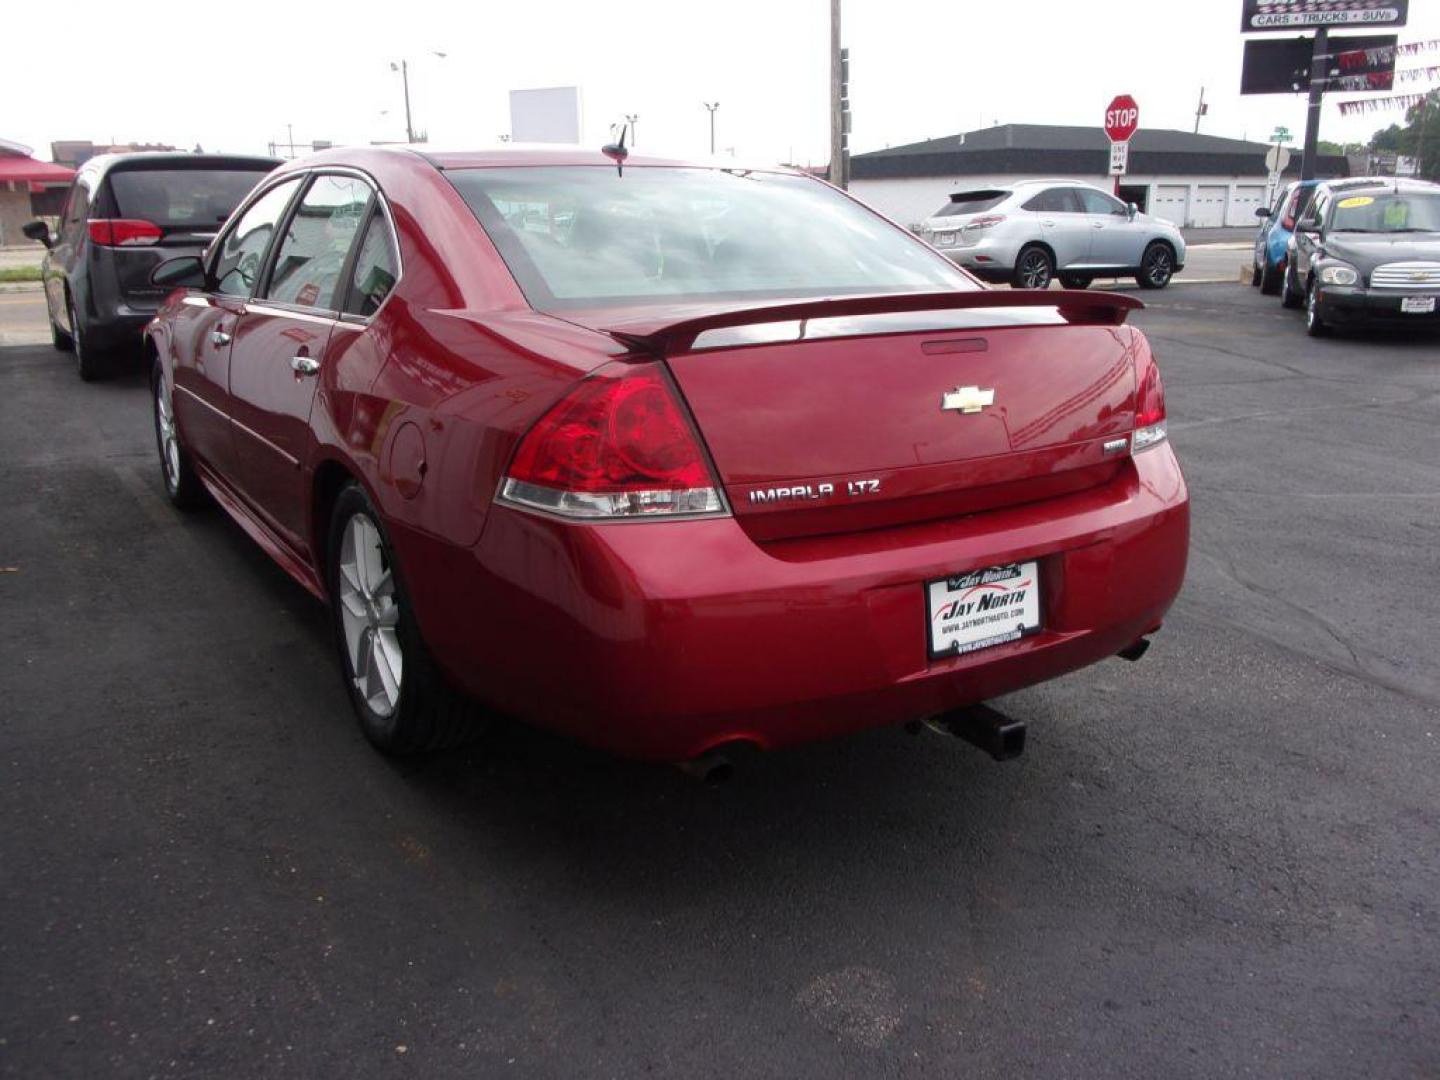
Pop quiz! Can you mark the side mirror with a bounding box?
[1254,207,1271,219]
[151,256,207,289]
[21,220,53,248]
[1296,216,1321,234]
[1126,202,1138,220]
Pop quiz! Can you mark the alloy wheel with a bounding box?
[1017,250,1052,289]
[154,376,180,492]
[1146,247,1173,287]
[337,513,403,718]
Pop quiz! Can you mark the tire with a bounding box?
[1011,245,1054,290]
[1135,242,1175,289]
[1259,257,1283,296]
[1281,262,1304,309]
[1305,280,1330,338]
[1250,264,1262,287]
[327,483,487,755]
[68,294,107,381]
[1059,274,1092,290]
[152,360,205,509]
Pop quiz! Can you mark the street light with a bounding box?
[390,51,447,144]
[703,102,719,155]
[625,113,639,147]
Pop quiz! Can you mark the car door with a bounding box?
[1076,187,1143,267]
[170,176,304,476]
[45,174,92,330]
[227,172,374,549]
[1292,188,1329,283]
[1256,183,1291,266]
[1022,187,1089,269]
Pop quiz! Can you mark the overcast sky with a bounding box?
[9,0,1439,166]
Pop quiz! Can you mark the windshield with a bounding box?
[933,191,1009,217]
[1330,192,1440,234]
[449,166,972,308]
[107,167,273,230]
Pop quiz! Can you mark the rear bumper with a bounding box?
[401,444,1190,760]
[1316,286,1440,326]
[82,308,153,349]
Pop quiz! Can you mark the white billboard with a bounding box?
[509,86,582,144]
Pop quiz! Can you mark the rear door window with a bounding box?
[1022,188,1082,213]
[60,181,92,245]
[213,178,303,298]
[263,175,372,310]
[104,168,273,231]
[342,209,399,317]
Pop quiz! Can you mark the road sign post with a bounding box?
[1104,94,1139,195]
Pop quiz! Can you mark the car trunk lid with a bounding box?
[570,290,1144,541]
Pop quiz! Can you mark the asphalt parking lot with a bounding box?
[2,284,1438,1078]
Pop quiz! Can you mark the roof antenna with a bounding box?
[602,122,629,177]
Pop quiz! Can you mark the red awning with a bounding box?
[0,155,75,185]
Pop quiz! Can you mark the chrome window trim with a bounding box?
[206,165,403,325]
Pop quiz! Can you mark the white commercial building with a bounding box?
[848,125,1350,231]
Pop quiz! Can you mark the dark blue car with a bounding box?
[1251,180,1319,296]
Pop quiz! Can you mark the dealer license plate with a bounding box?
[1401,296,1436,314]
[927,561,1041,658]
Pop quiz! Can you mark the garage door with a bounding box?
[1152,185,1189,227]
[1227,185,1266,226]
[1191,185,1228,228]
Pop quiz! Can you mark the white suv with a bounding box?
[917,180,1186,290]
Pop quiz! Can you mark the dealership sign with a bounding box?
[1240,1,1408,32]
[1241,34,1398,93]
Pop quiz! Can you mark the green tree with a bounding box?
[1369,90,1440,179]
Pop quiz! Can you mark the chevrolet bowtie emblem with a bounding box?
[941,386,995,414]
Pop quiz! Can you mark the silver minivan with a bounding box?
[917,180,1187,290]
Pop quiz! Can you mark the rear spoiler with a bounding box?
[606,289,1144,357]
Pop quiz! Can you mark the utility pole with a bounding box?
[1193,86,1207,134]
[829,0,845,188]
[703,102,719,155]
[626,114,639,147]
[394,60,415,143]
[1300,27,1328,180]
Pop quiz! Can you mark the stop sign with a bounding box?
[1104,95,1140,143]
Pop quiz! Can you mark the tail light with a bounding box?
[966,214,1006,230]
[88,219,163,247]
[1132,344,1167,452]
[499,363,727,519]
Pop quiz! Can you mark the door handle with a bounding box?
[1092,222,1105,229]
[291,355,320,376]
[1041,220,1055,227]
[210,330,232,346]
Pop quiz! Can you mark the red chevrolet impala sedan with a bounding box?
[144,146,1188,764]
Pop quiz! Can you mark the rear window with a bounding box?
[449,166,971,308]
[106,167,273,229]
[934,191,1009,216]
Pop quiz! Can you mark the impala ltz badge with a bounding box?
[748,479,880,505]
[941,386,995,414]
